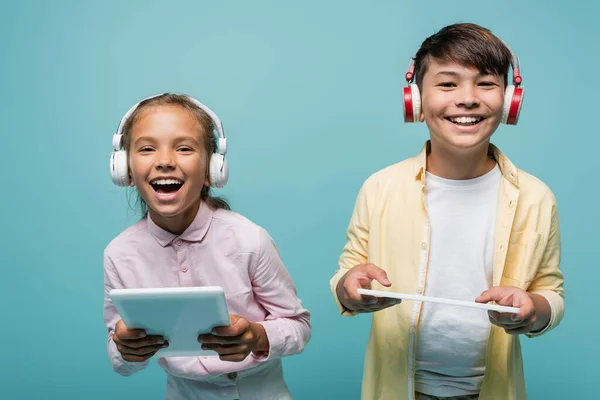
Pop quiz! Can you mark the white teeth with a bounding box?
[151,179,182,185]
[450,116,482,124]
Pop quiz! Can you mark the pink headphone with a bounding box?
[402,41,524,125]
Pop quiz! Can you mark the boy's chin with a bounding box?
[432,132,493,151]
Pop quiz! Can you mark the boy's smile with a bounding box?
[445,114,484,130]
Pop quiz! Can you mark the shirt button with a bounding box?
[174,239,183,247]
[227,372,238,380]
[181,264,188,272]
[420,242,427,250]
[416,286,423,294]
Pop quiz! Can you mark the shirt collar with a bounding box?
[147,202,214,247]
[414,140,519,187]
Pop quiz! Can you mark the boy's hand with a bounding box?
[475,286,537,335]
[336,263,401,313]
[113,320,169,362]
[198,314,269,362]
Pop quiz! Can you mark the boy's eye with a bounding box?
[178,147,193,152]
[479,81,496,87]
[438,82,456,88]
[139,147,154,152]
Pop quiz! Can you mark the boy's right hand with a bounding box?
[112,320,169,362]
[336,263,401,313]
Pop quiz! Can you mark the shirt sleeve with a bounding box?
[329,180,372,316]
[249,228,312,362]
[103,253,150,375]
[526,203,565,338]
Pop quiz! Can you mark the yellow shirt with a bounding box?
[330,141,565,400]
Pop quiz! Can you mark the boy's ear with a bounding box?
[419,110,425,122]
[128,170,135,187]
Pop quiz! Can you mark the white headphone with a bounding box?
[109,94,229,188]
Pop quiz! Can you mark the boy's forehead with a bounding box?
[424,58,498,78]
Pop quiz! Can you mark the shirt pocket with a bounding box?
[502,230,544,286]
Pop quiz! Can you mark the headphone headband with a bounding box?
[112,93,227,155]
[498,39,522,86]
[405,40,523,86]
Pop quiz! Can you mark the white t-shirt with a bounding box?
[415,164,501,397]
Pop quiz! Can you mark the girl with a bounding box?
[103,93,311,400]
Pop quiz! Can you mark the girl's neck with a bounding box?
[148,199,201,235]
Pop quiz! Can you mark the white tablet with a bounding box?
[357,288,521,314]
[109,286,231,357]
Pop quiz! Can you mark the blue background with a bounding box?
[2,0,598,398]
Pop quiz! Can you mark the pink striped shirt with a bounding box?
[103,202,311,399]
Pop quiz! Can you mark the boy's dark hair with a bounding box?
[414,23,513,90]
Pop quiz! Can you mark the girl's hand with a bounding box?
[198,315,269,362]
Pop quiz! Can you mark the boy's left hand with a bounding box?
[475,286,536,335]
[198,314,269,362]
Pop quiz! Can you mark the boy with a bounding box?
[330,23,564,400]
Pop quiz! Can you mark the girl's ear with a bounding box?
[204,157,211,187]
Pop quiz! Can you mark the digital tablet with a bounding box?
[357,288,521,314]
[109,286,231,357]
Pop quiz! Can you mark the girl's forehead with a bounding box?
[136,104,194,121]
[132,106,203,135]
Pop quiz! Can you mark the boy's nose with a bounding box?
[456,87,479,108]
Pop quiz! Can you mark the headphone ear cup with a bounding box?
[411,84,422,122]
[209,154,229,188]
[110,150,129,187]
[403,84,421,123]
[502,85,525,125]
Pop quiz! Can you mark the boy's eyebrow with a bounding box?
[435,70,498,79]
[436,71,460,77]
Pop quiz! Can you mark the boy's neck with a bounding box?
[426,140,496,180]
